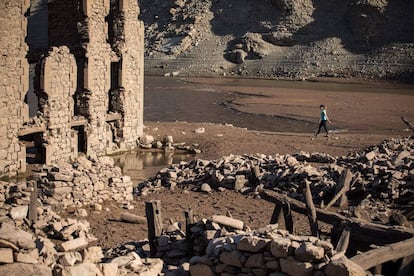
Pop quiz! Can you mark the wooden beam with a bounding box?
[335,228,350,254]
[325,169,352,209]
[145,201,163,256]
[18,126,46,137]
[351,238,414,270]
[304,181,319,237]
[401,116,414,132]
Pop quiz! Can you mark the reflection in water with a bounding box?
[112,151,195,184]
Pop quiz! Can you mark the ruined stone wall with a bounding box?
[39,47,78,164]
[82,0,116,156]
[0,0,30,175]
[1,0,145,176]
[111,0,145,149]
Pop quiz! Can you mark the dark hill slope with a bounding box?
[140,0,414,80]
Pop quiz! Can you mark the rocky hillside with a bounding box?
[140,0,414,81]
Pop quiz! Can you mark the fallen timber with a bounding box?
[260,190,413,246]
[350,237,414,271]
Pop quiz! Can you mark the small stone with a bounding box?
[82,246,104,263]
[15,249,39,264]
[389,213,408,226]
[280,256,313,276]
[0,222,36,249]
[77,209,88,217]
[98,263,118,276]
[0,248,14,264]
[365,151,376,161]
[211,215,244,230]
[200,183,212,193]
[9,205,29,220]
[59,252,82,266]
[245,253,265,268]
[219,250,244,267]
[190,264,216,276]
[325,257,366,276]
[59,237,88,252]
[270,236,291,257]
[237,236,270,253]
[194,127,205,134]
[295,242,325,262]
[58,262,101,276]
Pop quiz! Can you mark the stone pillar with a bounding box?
[39,47,78,164]
[0,0,30,176]
[111,0,144,149]
[81,0,115,157]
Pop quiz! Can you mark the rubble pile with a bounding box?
[137,137,414,207]
[138,134,201,154]
[337,137,414,202]
[0,156,165,275]
[0,214,164,275]
[153,215,365,276]
[34,155,134,210]
[137,153,336,203]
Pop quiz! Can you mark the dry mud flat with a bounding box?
[1,77,414,275]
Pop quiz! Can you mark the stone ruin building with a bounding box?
[0,0,145,177]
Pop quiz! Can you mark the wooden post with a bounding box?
[184,208,194,256]
[270,202,294,233]
[304,181,319,237]
[398,254,414,276]
[337,169,352,207]
[184,208,194,239]
[283,202,294,234]
[145,201,163,256]
[270,204,283,225]
[28,181,38,223]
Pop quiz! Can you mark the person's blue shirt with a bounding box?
[321,109,327,121]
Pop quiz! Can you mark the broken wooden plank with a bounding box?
[145,200,163,256]
[120,212,146,224]
[335,228,350,254]
[350,238,414,271]
[304,181,319,237]
[325,169,352,209]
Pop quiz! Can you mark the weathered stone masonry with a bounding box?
[0,0,31,175]
[0,0,144,176]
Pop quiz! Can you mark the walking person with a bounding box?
[316,104,331,137]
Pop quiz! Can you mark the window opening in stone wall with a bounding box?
[74,59,86,116]
[73,126,87,153]
[109,61,121,112]
[107,0,119,45]
[26,63,40,118]
[19,132,46,165]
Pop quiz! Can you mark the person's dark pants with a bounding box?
[317,120,328,134]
